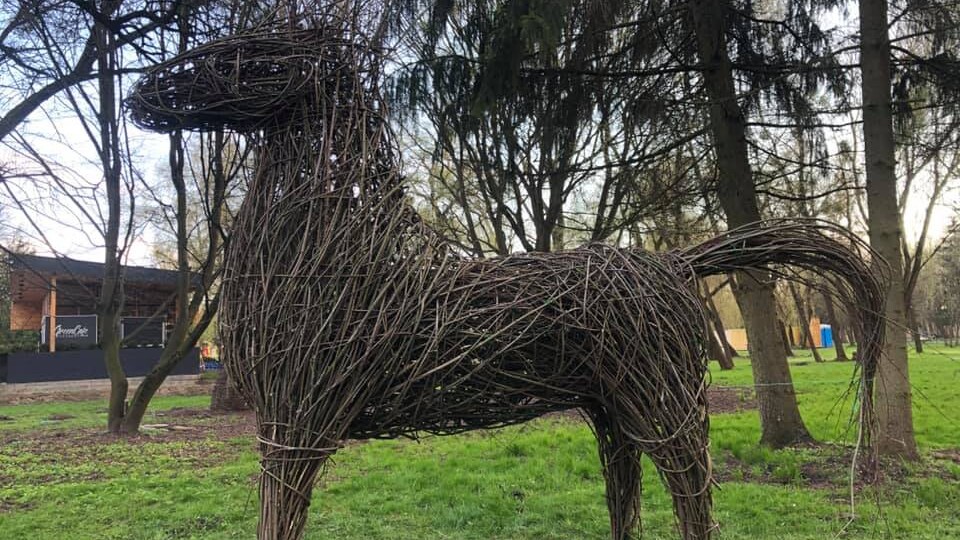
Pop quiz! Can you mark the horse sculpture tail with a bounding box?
[678,218,886,453]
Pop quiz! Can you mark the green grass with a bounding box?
[710,343,960,449]
[0,347,958,539]
[0,394,211,432]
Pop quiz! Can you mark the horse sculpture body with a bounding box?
[129,21,884,540]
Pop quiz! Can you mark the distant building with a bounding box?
[2,253,199,384]
[7,253,186,348]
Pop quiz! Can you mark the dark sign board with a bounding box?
[41,315,98,348]
[121,317,165,347]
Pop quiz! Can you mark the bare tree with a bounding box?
[142,131,250,414]
[392,1,702,256]
[0,0,190,142]
[688,0,814,447]
[859,0,919,460]
[897,113,960,353]
[0,0,251,433]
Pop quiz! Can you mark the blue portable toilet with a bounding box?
[820,325,833,348]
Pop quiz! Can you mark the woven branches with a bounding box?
[128,29,365,133]
[129,18,885,540]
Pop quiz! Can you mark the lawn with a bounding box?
[0,346,958,539]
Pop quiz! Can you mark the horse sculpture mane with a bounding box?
[129,19,885,540]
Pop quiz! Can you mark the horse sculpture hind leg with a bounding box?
[632,382,713,539]
[579,250,713,540]
[647,429,713,539]
[588,408,644,540]
[588,388,712,540]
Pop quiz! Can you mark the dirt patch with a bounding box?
[707,386,756,414]
[514,389,756,424]
[52,409,254,446]
[0,499,35,513]
[0,379,214,405]
[0,409,257,488]
[711,443,960,490]
[712,444,853,488]
[43,414,76,421]
[932,448,960,465]
[153,407,214,419]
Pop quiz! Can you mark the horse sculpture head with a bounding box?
[128,28,370,134]
[129,25,403,212]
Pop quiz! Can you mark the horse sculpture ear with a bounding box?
[128,29,325,133]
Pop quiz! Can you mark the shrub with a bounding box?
[0,330,40,354]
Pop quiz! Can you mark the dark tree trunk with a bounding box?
[690,0,812,447]
[823,293,849,361]
[733,279,813,446]
[704,287,739,358]
[120,125,190,434]
[778,320,794,357]
[103,318,127,434]
[707,324,735,370]
[93,15,128,435]
[211,368,248,411]
[121,343,196,433]
[118,33,222,433]
[701,284,735,369]
[789,283,824,363]
[859,0,919,459]
[907,304,923,353]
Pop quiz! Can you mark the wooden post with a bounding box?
[48,277,57,353]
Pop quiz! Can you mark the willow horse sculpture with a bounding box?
[129,23,884,540]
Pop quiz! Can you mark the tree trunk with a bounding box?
[778,320,794,357]
[94,14,128,435]
[701,283,734,369]
[102,320,127,434]
[706,324,724,363]
[859,0,919,459]
[789,283,824,363]
[707,323,735,369]
[691,0,812,447]
[823,293,849,361]
[120,345,190,433]
[211,368,248,411]
[907,304,923,353]
[733,279,813,446]
[705,286,739,358]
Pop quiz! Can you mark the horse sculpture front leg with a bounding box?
[256,422,339,540]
